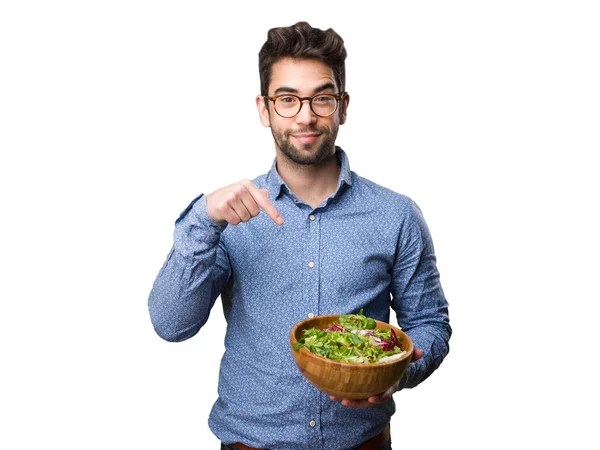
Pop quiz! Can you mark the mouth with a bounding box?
[291,133,320,144]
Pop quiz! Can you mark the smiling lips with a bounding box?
[292,133,320,144]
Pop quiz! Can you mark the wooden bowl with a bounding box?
[290,315,414,400]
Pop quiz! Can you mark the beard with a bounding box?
[271,124,339,166]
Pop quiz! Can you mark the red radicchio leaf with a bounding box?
[324,323,346,333]
[377,340,394,351]
[390,328,400,348]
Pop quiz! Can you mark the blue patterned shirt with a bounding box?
[148,148,451,450]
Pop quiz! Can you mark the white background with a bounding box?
[1,1,599,449]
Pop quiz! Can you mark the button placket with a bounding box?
[307,211,323,447]
[306,210,322,447]
[306,212,320,318]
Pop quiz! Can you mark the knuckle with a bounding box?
[234,184,248,196]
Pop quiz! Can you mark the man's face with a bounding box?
[256,58,349,166]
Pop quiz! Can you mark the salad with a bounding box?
[293,310,407,364]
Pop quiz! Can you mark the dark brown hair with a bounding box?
[258,21,347,96]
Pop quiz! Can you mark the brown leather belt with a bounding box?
[234,423,390,450]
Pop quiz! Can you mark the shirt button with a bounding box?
[308,261,315,268]
[308,313,314,318]
[309,419,316,427]
[309,214,316,221]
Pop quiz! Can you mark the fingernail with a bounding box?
[277,217,284,225]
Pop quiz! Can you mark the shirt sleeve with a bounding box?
[390,199,452,389]
[148,194,231,342]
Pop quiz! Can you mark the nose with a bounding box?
[294,99,317,125]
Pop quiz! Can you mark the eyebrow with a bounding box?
[273,82,338,96]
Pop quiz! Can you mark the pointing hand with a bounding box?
[206,179,284,226]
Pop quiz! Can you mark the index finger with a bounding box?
[243,181,284,225]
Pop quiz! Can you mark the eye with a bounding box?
[314,95,334,104]
[279,96,298,104]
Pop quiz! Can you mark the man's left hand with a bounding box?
[329,348,423,408]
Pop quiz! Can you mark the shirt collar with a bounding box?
[265,146,353,200]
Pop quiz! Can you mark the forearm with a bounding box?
[394,271,451,389]
[399,320,451,389]
[148,195,229,342]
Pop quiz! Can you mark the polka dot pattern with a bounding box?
[148,148,451,449]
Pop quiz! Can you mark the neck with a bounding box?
[275,149,341,209]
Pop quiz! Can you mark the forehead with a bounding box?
[269,57,337,94]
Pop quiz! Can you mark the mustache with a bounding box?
[285,126,328,136]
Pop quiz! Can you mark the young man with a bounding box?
[149,21,451,450]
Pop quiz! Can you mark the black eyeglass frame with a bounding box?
[264,92,347,118]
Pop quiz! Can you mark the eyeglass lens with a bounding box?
[274,95,337,117]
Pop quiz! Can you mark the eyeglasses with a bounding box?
[264,92,346,118]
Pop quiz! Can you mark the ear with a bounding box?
[339,92,350,125]
[256,95,271,127]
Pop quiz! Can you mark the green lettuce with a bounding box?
[293,310,406,364]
